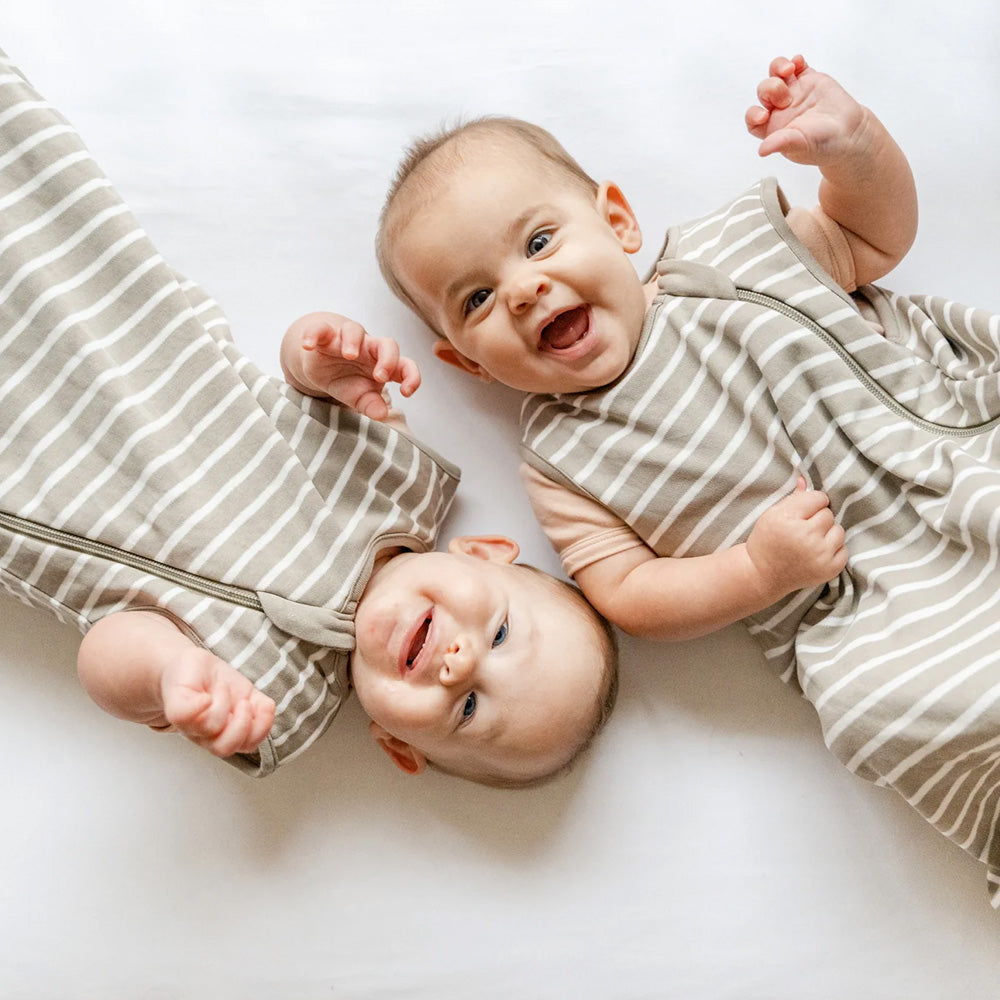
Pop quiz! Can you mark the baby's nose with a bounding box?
[439,637,476,686]
[508,271,549,311]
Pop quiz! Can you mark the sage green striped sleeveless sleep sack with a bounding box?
[521,179,1000,902]
[0,52,459,775]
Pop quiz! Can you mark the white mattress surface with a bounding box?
[3,3,1000,996]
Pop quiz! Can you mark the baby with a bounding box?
[378,56,1000,898]
[0,51,616,788]
[377,56,874,641]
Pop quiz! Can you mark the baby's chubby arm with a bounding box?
[280,310,421,421]
[574,480,846,641]
[745,55,917,286]
[77,611,275,758]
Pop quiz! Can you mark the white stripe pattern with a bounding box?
[521,178,1000,902]
[0,54,459,776]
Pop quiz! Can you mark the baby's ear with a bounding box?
[431,339,494,382]
[447,535,520,563]
[597,181,642,254]
[369,722,427,775]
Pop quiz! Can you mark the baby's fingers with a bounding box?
[826,521,848,558]
[336,319,369,361]
[163,685,214,730]
[831,515,845,538]
[778,483,831,518]
[369,336,401,383]
[756,73,794,112]
[757,126,811,160]
[198,699,248,757]
[370,338,422,396]
[811,515,847,571]
[247,691,276,750]
[745,103,772,139]
[205,693,274,757]
[767,54,807,81]
[397,356,421,397]
[823,540,849,579]
[178,688,273,757]
[300,318,336,351]
[355,387,391,421]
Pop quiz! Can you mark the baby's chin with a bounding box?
[544,348,635,395]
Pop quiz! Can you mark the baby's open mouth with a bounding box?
[540,306,590,352]
[404,615,432,671]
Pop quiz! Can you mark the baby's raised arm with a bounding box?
[574,481,846,641]
[745,55,917,287]
[280,311,421,420]
[77,611,275,758]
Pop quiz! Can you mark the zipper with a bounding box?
[736,287,1000,439]
[0,509,263,611]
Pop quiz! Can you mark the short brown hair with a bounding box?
[376,116,598,330]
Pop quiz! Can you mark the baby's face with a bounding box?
[350,537,607,782]
[391,142,649,394]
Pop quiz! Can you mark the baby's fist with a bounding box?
[747,480,847,596]
[161,648,275,758]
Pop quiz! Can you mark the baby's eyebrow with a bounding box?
[505,205,544,244]
[444,270,477,304]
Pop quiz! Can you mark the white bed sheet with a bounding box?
[3,2,1000,996]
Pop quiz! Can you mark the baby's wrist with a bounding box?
[738,541,788,606]
[816,106,884,178]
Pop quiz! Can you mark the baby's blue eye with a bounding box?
[462,692,477,719]
[464,288,491,314]
[526,231,551,256]
[492,620,509,647]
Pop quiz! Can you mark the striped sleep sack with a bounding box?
[521,178,1000,902]
[0,52,459,775]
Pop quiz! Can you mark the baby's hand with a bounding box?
[160,647,276,758]
[744,55,868,168]
[746,478,847,596]
[281,311,421,420]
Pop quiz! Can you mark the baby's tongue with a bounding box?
[542,307,588,349]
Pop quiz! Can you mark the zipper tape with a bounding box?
[0,509,263,611]
[736,287,1000,439]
